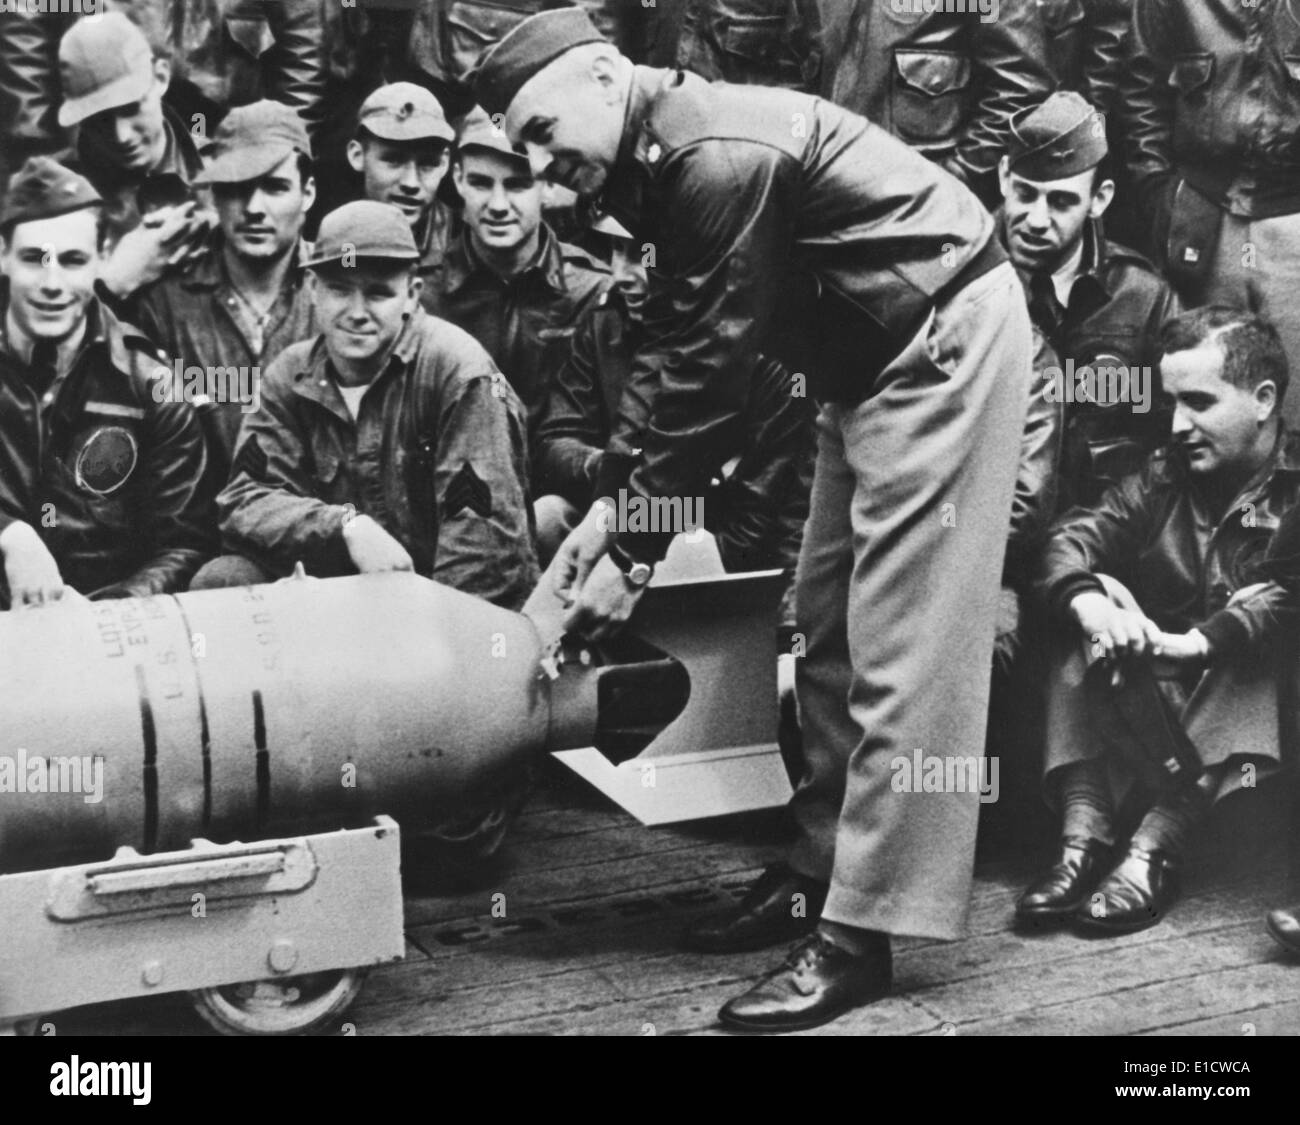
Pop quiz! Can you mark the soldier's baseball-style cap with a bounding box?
[470,8,608,119]
[302,201,420,268]
[1006,91,1109,182]
[456,106,530,168]
[0,157,103,232]
[194,101,312,185]
[357,83,455,144]
[58,13,156,127]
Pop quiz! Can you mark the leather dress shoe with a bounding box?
[718,932,892,1033]
[1072,845,1180,935]
[1266,905,1300,955]
[1015,837,1113,923]
[682,863,827,953]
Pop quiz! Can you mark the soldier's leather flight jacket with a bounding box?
[1038,430,1300,661]
[999,214,1181,511]
[1123,0,1300,224]
[0,295,216,602]
[813,0,1052,204]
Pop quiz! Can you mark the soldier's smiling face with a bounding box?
[0,209,100,346]
[455,149,542,257]
[348,137,450,229]
[504,44,631,200]
[310,260,421,380]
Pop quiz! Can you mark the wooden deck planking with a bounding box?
[45,769,1300,1036]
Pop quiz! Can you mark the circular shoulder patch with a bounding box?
[75,425,139,496]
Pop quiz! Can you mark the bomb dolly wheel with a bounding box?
[189,968,366,1035]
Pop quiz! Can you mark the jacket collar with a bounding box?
[996,209,1114,313]
[0,285,137,383]
[441,222,567,296]
[291,307,428,422]
[601,66,672,234]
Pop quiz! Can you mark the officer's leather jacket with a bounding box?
[999,213,1181,511]
[0,297,216,602]
[534,288,815,579]
[1123,0,1300,221]
[1038,430,1300,660]
[598,66,1003,562]
[814,0,1052,204]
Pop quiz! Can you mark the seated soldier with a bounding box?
[1019,307,1300,934]
[58,13,212,301]
[424,107,610,441]
[998,91,1180,514]
[192,200,538,613]
[133,101,318,484]
[0,158,215,608]
[347,83,457,298]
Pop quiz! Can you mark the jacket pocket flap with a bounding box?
[719,13,786,60]
[1169,52,1214,94]
[225,17,275,60]
[894,51,971,97]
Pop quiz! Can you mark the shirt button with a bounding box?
[42,393,53,406]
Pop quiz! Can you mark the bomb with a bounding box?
[0,571,689,874]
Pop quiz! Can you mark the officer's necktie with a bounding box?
[28,339,59,398]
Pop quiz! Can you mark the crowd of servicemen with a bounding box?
[4,0,1300,1033]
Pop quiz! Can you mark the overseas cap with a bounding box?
[0,157,103,232]
[470,7,608,120]
[194,101,311,185]
[58,13,156,127]
[1007,91,1108,182]
[358,82,454,143]
[456,105,530,167]
[302,200,419,268]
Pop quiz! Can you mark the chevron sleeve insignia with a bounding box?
[443,461,492,519]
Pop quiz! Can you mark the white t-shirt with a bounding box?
[338,383,367,421]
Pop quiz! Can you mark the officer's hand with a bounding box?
[100,202,207,297]
[553,499,616,605]
[0,521,66,608]
[1070,590,1163,660]
[342,514,414,574]
[562,552,645,641]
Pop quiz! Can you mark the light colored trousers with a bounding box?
[788,262,1032,940]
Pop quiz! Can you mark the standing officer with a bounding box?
[0,158,215,607]
[196,200,538,613]
[1123,0,1300,426]
[425,107,610,437]
[57,13,212,301]
[347,83,458,298]
[472,9,1033,1031]
[998,91,1180,511]
[133,101,318,484]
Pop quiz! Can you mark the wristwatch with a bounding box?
[608,542,654,588]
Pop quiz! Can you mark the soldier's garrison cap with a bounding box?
[0,157,102,232]
[1007,91,1109,182]
[470,7,608,119]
